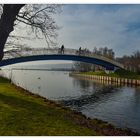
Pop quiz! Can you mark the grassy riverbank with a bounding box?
[0,77,138,136]
[81,69,140,80]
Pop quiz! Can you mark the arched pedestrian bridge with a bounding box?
[1,47,124,70]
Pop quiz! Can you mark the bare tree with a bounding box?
[16,4,60,45]
[117,50,140,73]
[0,4,61,60]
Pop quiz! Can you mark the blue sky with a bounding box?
[53,4,140,57]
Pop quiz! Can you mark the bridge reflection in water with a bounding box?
[1,47,124,70]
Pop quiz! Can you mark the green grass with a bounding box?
[0,77,138,136]
[0,77,96,136]
[81,69,140,80]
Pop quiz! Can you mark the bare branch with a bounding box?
[16,17,40,28]
[16,4,61,47]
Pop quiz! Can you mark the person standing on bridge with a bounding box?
[79,47,82,55]
[61,45,64,54]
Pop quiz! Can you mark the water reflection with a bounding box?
[62,77,119,108]
[73,77,91,89]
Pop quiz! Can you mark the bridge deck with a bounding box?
[2,47,124,69]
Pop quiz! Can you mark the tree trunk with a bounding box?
[0,4,25,60]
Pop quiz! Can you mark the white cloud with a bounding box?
[54,4,140,57]
[10,4,140,57]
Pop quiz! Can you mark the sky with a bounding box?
[7,4,140,66]
[52,4,140,57]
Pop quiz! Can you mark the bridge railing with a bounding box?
[4,48,77,58]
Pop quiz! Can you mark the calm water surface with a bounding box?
[1,69,140,133]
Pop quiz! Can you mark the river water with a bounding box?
[1,69,140,133]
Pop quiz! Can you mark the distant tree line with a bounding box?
[93,46,115,60]
[117,50,140,74]
[73,62,104,72]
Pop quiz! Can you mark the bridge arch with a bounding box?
[0,54,124,70]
